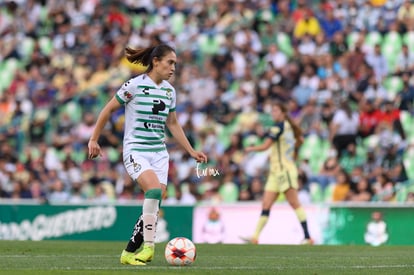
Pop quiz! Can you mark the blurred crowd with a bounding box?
[1,0,414,205]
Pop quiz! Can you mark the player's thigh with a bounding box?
[124,151,161,191]
[265,169,297,193]
[278,169,299,193]
[150,150,169,185]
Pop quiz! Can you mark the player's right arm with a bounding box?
[245,138,273,153]
[88,97,122,159]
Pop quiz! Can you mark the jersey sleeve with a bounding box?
[169,87,176,112]
[265,122,284,141]
[115,80,134,104]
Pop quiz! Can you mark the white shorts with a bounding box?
[123,150,169,185]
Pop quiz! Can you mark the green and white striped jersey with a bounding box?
[115,74,176,152]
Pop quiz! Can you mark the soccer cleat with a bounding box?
[300,238,314,245]
[120,250,146,266]
[239,236,258,244]
[136,244,155,263]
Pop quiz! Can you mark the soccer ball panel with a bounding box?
[165,237,196,266]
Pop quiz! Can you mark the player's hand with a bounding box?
[88,140,102,159]
[192,151,208,163]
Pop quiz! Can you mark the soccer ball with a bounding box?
[165,237,196,266]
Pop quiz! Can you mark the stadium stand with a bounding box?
[0,0,413,204]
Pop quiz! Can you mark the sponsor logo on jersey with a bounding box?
[124,91,132,99]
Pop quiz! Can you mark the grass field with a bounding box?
[0,241,413,275]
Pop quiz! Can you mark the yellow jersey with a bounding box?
[266,121,297,173]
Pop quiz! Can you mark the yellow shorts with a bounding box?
[265,168,298,193]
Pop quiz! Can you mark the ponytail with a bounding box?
[125,44,176,73]
[286,115,304,150]
[274,101,304,158]
[125,47,154,66]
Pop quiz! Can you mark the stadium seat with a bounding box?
[403,31,414,52]
[299,135,329,174]
[38,36,53,56]
[60,101,83,123]
[323,183,335,202]
[309,182,323,203]
[197,33,221,56]
[362,135,380,149]
[218,182,239,202]
[106,147,119,163]
[400,111,413,139]
[167,184,176,200]
[19,37,35,61]
[0,66,16,92]
[131,15,144,29]
[383,76,403,100]
[395,183,408,202]
[346,31,361,49]
[365,31,382,47]
[404,149,414,180]
[5,58,19,72]
[170,12,185,35]
[381,42,401,74]
[383,31,402,50]
[277,32,293,57]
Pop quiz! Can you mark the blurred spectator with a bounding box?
[331,168,352,202]
[397,0,414,29]
[329,31,348,58]
[372,172,396,202]
[329,100,359,158]
[396,73,414,112]
[309,156,340,191]
[380,143,408,183]
[296,100,324,137]
[313,33,330,57]
[30,179,47,203]
[339,143,365,175]
[346,176,373,202]
[358,99,383,138]
[293,9,321,40]
[395,44,414,75]
[317,6,343,41]
[0,0,413,205]
[365,44,388,82]
[47,179,70,203]
[363,76,388,108]
[347,40,368,78]
[380,100,405,140]
[363,148,382,183]
[264,44,288,72]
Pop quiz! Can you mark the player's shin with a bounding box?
[142,188,162,245]
[125,214,144,252]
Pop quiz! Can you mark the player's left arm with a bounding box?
[166,111,207,163]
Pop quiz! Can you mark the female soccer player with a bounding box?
[242,101,312,245]
[88,44,207,265]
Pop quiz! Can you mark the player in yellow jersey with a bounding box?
[242,101,312,245]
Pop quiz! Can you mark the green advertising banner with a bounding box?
[0,203,193,241]
[324,205,414,245]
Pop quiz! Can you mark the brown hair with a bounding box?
[125,44,176,73]
[274,101,304,152]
